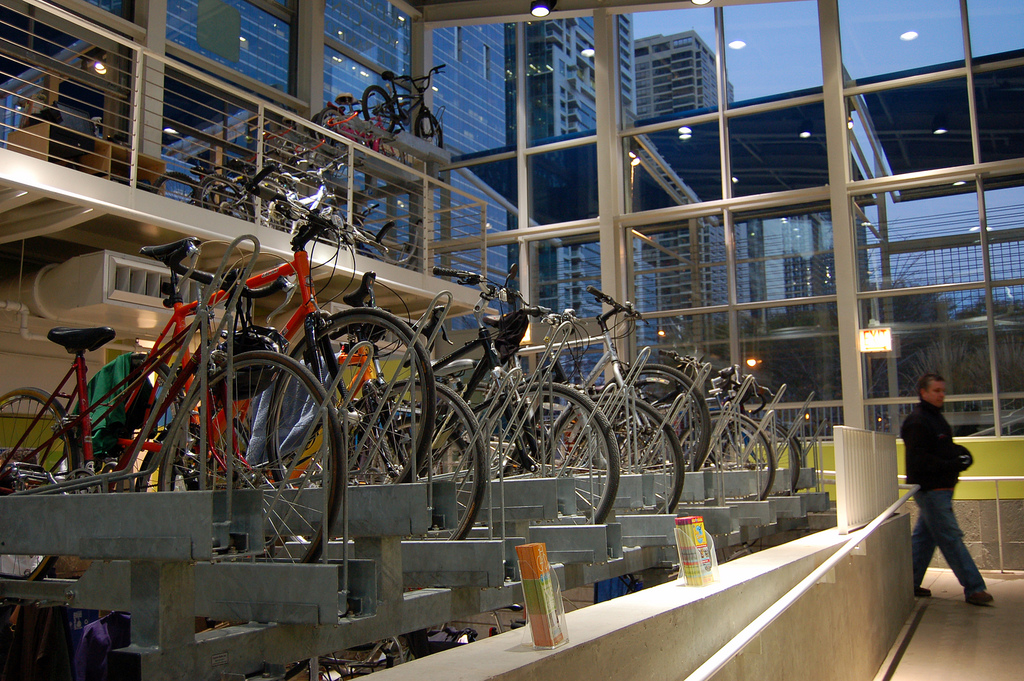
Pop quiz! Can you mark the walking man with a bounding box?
[902,373,992,605]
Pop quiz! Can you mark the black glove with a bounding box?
[954,444,973,472]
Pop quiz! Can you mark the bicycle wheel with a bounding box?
[707,412,775,501]
[0,387,81,476]
[395,380,486,540]
[159,351,344,563]
[362,85,399,133]
[154,171,199,204]
[291,308,436,487]
[770,422,803,495]
[198,174,254,221]
[413,108,443,148]
[0,388,80,580]
[522,382,619,523]
[606,396,685,514]
[632,363,712,472]
[370,219,418,267]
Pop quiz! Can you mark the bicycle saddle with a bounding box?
[140,238,201,268]
[47,326,116,354]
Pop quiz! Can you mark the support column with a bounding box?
[594,10,626,305]
[818,0,865,428]
[296,0,326,116]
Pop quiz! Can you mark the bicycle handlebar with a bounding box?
[432,266,483,286]
[586,285,641,319]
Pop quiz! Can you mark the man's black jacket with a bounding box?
[901,400,964,491]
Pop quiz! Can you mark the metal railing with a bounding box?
[0,0,486,274]
[683,484,919,681]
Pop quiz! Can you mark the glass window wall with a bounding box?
[626,119,722,209]
[528,144,598,225]
[324,0,409,74]
[632,214,727,313]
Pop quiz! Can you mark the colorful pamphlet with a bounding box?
[515,542,568,648]
[674,516,718,586]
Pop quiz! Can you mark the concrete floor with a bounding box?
[878,568,1024,681]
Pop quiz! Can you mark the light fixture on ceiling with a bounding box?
[728,40,746,50]
[93,60,107,75]
[932,113,948,135]
[531,0,555,17]
[692,0,713,5]
[678,125,692,140]
[799,119,813,139]
[900,30,919,41]
[581,48,595,58]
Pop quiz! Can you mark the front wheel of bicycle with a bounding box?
[159,351,344,563]
[291,308,436,487]
[395,380,486,540]
[413,108,443,148]
[362,85,399,133]
[632,362,712,472]
[606,396,685,514]
[523,382,619,524]
[706,413,775,501]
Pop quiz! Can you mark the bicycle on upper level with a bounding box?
[361,64,446,148]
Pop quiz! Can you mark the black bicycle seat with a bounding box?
[47,326,116,354]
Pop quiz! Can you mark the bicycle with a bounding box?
[430,265,619,524]
[362,64,446,148]
[0,239,345,578]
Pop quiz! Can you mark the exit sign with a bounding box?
[859,327,893,353]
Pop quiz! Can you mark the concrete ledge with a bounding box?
[367,514,913,681]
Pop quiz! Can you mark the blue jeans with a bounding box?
[912,489,986,596]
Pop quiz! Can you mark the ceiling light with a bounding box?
[678,126,692,135]
[900,31,919,41]
[93,61,107,75]
[731,176,739,183]
[799,120,813,138]
[239,36,247,42]
[692,0,713,5]
[932,113,948,135]
[531,0,555,17]
[953,180,967,186]
[581,48,595,58]
[728,40,746,50]
[163,126,178,135]
[679,133,692,140]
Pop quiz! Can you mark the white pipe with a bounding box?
[684,484,920,681]
[0,300,50,342]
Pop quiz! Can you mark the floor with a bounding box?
[878,568,1024,681]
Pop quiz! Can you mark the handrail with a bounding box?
[683,483,919,681]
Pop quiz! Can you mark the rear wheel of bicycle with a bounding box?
[362,85,399,133]
[154,171,199,204]
[0,387,82,477]
[0,388,80,580]
[198,175,254,221]
[707,413,775,501]
[413,108,443,148]
[291,308,436,487]
[632,363,712,472]
[159,351,344,563]
[394,380,486,540]
[523,382,619,524]
[606,396,685,514]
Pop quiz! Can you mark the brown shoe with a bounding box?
[965,591,993,605]
[914,586,931,597]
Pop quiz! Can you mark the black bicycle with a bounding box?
[362,64,446,148]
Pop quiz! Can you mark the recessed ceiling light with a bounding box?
[953,180,967,186]
[728,40,746,50]
[900,31,919,41]
[163,127,178,134]
[581,48,595,58]
[678,126,692,135]
[691,0,713,5]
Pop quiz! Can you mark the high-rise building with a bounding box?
[633,30,730,119]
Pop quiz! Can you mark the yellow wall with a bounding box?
[815,436,1024,500]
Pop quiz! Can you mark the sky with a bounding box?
[628,0,1023,103]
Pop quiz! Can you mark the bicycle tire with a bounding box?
[154,171,199,204]
[769,423,803,495]
[394,380,486,540]
[158,351,344,563]
[632,362,712,472]
[523,382,619,523]
[606,396,685,514]
[291,308,436,486]
[707,412,776,501]
[198,174,255,221]
[0,388,80,580]
[370,219,417,267]
[413,108,443,148]
[362,85,399,133]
